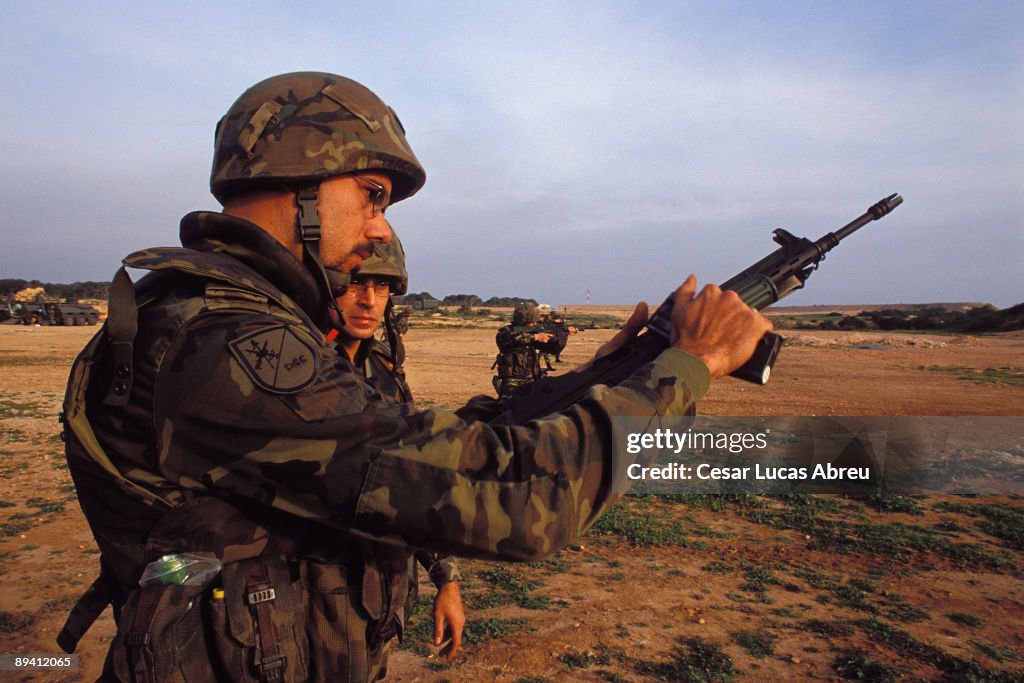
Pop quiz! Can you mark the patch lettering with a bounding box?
[229,325,319,394]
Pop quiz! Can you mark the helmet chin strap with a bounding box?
[296,185,349,330]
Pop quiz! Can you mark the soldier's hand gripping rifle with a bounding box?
[490,194,903,427]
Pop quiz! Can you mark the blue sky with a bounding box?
[1,1,1021,307]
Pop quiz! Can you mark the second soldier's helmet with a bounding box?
[512,302,538,326]
[210,72,426,203]
[355,232,408,296]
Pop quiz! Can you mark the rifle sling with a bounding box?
[56,559,121,653]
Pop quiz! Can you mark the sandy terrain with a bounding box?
[0,319,1021,681]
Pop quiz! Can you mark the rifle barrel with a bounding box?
[833,193,902,242]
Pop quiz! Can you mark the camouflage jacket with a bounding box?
[354,337,460,588]
[494,324,544,379]
[495,324,542,352]
[356,337,411,406]
[62,211,708,679]
[537,315,570,355]
[87,215,708,561]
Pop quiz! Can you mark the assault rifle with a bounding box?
[490,194,903,426]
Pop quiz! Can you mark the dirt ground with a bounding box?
[0,316,1021,682]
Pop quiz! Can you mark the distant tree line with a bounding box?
[1,279,109,301]
[396,292,538,308]
[3,281,547,310]
[444,294,538,307]
[7,279,1019,333]
[805,305,1023,333]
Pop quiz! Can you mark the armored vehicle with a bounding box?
[2,295,99,326]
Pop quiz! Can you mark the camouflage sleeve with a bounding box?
[495,325,535,351]
[414,551,461,587]
[454,393,507,422]
[154,314,709,562]
[495,326,512,350]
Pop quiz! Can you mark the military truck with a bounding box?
[411,297,441,311]
[394,293,441,311]
[2,294,99,326]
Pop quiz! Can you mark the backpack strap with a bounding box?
[56,557,121,653]
[244,556,287,681]
[103,267,138,407]
[125,585,163,683]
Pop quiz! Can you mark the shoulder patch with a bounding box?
[229,325,320,394]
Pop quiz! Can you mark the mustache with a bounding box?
[325,242,377,297]
[351,241,378,265]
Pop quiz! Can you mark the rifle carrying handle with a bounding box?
[729,332,784,385]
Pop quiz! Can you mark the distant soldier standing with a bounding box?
[536,304,578,370]
[390,305,412,350]
[493,302,554,398]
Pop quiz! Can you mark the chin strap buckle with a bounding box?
[294,184,348,329]
[296,187,321,243]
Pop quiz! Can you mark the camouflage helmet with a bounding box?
[354,232,408,296]
[512,302,538,326]
[210,72,426,203]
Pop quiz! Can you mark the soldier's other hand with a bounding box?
[577,301,649,372]
[533,332,554,344]
[669,274,773,379]
[433,582,465,660]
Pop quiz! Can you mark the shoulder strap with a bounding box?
[103,267,138,407]
[56,558,121,653]
[125,246,319,331]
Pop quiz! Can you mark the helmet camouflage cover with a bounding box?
[512,302,538,326]
[210,72,426,203]
[355,233,408,296]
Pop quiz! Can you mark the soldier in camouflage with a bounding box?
[493,302,553,398]
[59,71,771,682]
[328,234,465,660]
[331,235,412,400]
[388,305,412,368]
[535,304,578,370]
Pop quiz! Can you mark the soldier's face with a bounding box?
[317,172,393,274]
[336,278,390,342]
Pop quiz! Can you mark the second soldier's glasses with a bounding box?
[354,175,389,216]
[344,277,391,298]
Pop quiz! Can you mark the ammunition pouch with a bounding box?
[494,345,542,398]
[107,580,212,682]
[495,347,540,383]
[98,495,407,682]
[105,552,407,682]
[207,555,308,682]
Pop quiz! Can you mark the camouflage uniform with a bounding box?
[390,307,411,336]
[385,307,411,371]
[492,325,545,398]
[58,72,711,682]
[537,312,571,368]
[340,235,462,639]
[493,304,546,398]
[353,238,411,384]
[357,338,460,616]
